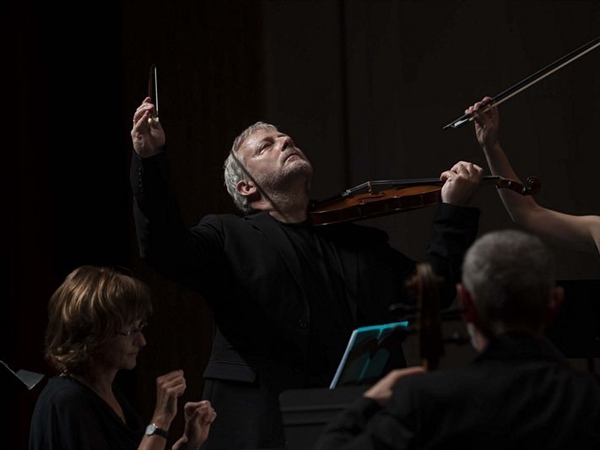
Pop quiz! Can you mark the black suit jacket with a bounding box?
[131,152,480,449]
[314,335,600,450]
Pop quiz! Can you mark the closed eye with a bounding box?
[258,141,272,153]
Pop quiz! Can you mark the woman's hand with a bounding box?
[172,400,217,450]
[151,370,187,429]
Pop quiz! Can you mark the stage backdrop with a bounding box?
[5,1,600,448]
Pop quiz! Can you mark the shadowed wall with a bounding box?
[5,1,600,448]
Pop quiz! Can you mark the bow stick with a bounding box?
[444,35,600,130]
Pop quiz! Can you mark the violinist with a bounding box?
[313,229,600,450]
[468,96,600,254]
[130,98,483,449]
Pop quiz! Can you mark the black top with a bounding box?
[314,334,600,450]
[29,375,143,450]
[281,220,359,386]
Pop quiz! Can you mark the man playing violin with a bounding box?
[468,96,600,255]
[130,97,483,450]
[313,229,600,450]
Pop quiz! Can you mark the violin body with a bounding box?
[407,263,444,371]
[310,184,442,226]
[309,175,540,226]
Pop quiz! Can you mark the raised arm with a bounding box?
[468,96,600,254]
[132,96,165,158]
[129,96,211,287]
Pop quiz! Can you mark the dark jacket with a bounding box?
[130,152,480,449]
[314,334,600,450]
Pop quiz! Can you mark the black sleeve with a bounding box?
[130,151,222,288]
[427,203,480,307]
[312,395,412,450]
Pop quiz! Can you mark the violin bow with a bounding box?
[443,34,600,130]
[148,64,159,121]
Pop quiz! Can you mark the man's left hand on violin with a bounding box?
[439,161,484,206]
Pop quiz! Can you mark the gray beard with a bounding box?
[254,160,313,210]
[257,159,313,193]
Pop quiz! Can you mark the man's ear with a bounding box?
[236,179,257,198]
[543,285,565,326]
[457,283,479,325]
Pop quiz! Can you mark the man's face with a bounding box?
[238,128,313,191]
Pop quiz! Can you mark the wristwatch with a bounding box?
[145,422,169,439]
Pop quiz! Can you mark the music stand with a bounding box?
[280,385,367,450]
[0,360,45,391]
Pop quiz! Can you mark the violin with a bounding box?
[394,262,469,371]
[309,175,541,226]
[406,262,444,371]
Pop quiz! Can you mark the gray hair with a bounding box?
[223,122,278,213]
[462,229,555,330]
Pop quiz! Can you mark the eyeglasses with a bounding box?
[118,323,148,338]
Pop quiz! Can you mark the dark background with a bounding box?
[4,1,600,448]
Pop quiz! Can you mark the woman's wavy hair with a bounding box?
[44,266,152,375]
